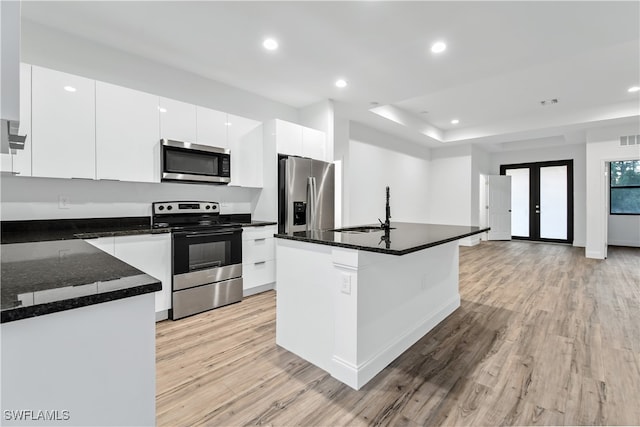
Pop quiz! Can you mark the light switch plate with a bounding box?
[340,273,351,295]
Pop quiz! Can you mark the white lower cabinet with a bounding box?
[242,225,276,295]
[84,233,171,320]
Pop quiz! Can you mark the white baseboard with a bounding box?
[330,295,461,390]
[607,240,640,248]
[585,250,605,259]
[155,309,168,322]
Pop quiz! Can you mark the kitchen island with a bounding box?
[274,223,488,390]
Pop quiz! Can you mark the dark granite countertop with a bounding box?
[1,239,161,323]
[274,223,490,255]
[1,216,276,243]
[243,221,277,227]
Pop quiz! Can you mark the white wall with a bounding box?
[489,142,587,247]
[586,123,640,258]
[608,215,640,247]
[347,123,430,225]
[427,145,472,226]
[1,175,257,220]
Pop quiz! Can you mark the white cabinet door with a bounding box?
[242,225,276,294]
[96,82,160,182]
[228,114,263,187]
[31,66,96,179]
[113,234,172,315]
[302,126,327,161]
[196,106,228,148]
[159,97,196,143]
[275,119,303,156]
[3,64,33,176]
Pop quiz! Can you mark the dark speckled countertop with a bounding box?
[1,239,161,323]
[275,223,489,255]
[0,215,276,323]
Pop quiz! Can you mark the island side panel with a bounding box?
[354,240,460,388]
[0,294,156,426]
[275,238,337,374]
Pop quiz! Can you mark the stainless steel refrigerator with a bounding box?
[278,155,335,234]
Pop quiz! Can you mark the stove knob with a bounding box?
[212,205,218,211]
[205,205,211,210]
[158,205,164,211]
[167,205,173,211]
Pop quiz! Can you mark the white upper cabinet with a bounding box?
[275,119,328,162]
[159,97,197,143]
[275,119,303,157]
[302,126,327,161]
[1,64,31,176]
[31,66,96,179]
[96,82,160,182]
[196,106,228,148]
[228,114,262,187]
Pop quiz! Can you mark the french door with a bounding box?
[500,160,574,244]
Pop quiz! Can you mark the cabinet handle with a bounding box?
[254,261,266,265]
[254,238,266,242]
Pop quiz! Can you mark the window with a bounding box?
[610,160,640,215]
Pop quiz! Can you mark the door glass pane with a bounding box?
[540,165,567,240]
[506,168,530,237]
[189,241,230,271]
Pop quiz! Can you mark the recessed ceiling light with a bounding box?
[63,86,76,92]
[225,122,232,126]
[335,79,348,88]
[431,41,447,54]
[451,119,459,124]
[629,86,640,93]
[158,107,167,113]
[263,38,278,51]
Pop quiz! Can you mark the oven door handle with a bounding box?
[180,230,239,238]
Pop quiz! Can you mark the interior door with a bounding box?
[501,160,573,244]
[487,175,512,240]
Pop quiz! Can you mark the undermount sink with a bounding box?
[331,226,394,233]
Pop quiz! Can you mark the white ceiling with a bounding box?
[21,1,640,150]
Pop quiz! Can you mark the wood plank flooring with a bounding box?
[156,242,640,426]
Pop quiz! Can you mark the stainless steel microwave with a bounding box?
[161,139,231,184]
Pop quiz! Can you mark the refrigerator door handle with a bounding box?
[306,176,317,231]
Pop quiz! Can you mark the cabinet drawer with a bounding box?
[243,259,275,290]
[242,237,274,264]
[242,225,277,241]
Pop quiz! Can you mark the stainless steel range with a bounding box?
[152,201,243,320]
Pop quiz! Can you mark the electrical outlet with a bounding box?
[340,273,351,295]
[58,195,70,209]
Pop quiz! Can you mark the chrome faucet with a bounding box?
[378,186,391,230]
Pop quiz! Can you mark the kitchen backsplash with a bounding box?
[0,175,258,220]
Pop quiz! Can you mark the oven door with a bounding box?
[172,227,242,291]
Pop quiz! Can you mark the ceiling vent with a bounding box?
[620,135,639,146]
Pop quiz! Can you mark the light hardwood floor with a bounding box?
[156,241,640,426]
